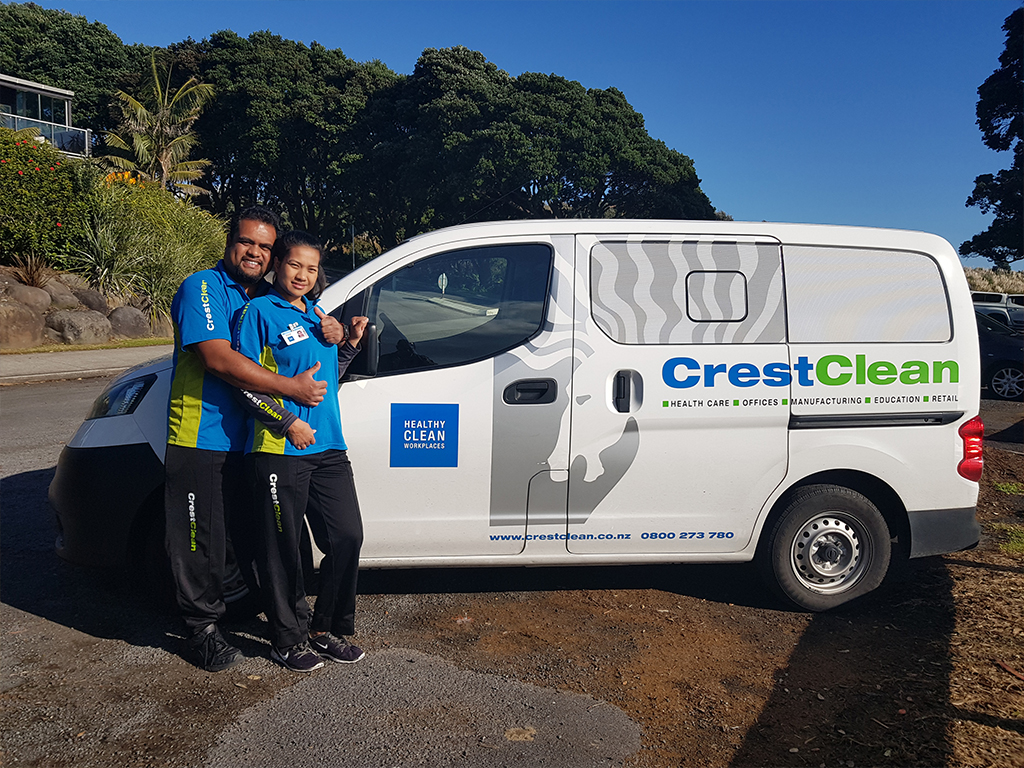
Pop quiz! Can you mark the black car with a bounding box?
[976,311,1024,400]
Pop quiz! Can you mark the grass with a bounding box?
[0,337,173,355]
[994,482,1024,495]
[989,523,1024,556]
[964,267,1024,294]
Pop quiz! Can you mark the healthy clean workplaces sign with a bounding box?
[390,403,459,467]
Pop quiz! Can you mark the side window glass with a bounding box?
[686,271,748,322]
[369,244,552,375]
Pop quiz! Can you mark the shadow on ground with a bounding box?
[729,559,957,767]
[0,467,184,654]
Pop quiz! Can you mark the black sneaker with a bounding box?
[309,632,365,664]
[271,641,325,673]
[186,624,243,672]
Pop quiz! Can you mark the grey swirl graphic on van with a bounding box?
[591,239,785,345]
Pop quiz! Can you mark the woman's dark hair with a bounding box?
[271,230,327,300]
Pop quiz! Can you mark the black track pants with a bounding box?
[248,449,363,649]
[164,445,255,634]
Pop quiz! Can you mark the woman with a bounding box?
[234,229,368,673]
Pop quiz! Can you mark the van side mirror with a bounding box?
[341,323,378,381]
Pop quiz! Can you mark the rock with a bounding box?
[0,301,45,348]
[108,306,151,338]
[56,273,89,291]
[45,309,112,345]
[43,327,63,344]
[73,287,108,314]
[8,283,51,312]
[43,282,81,310]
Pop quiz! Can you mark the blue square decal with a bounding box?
[390,403,459,467]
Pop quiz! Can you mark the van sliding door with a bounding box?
[565,235,790,555]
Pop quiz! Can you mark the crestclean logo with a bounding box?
[662,354,959,389]
[187,492,197,551]
[200,280,214,331]
[268,473,282,532]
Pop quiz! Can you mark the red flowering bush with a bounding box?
[0,129,89,264]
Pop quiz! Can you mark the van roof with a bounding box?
[398,219,954,254]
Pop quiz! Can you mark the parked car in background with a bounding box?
[972,291,1024,331]
[976,310,1024,400]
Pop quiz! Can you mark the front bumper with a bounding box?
[49,443,164,569]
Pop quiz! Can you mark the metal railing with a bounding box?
[0,113,91,156]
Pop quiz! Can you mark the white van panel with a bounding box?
[342,362,503,557]
[786,422,978,513]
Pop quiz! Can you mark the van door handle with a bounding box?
[503,379,557,405]
[613,370,643,413]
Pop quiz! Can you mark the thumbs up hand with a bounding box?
[314,305,347,345]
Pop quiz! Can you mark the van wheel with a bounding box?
[988,364,1024,400]
[759,485,891,611]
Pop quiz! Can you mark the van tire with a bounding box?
[759,484,891,612]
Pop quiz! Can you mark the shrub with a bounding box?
[0,127,90,263]
[964,267,1024,294]
[69,174,225,325]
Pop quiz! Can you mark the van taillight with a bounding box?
[957,416,984,482]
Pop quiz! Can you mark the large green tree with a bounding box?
[960,7,1022,271]
[0,2,148,133]
[173,31,395,250]
[352,46,715,249]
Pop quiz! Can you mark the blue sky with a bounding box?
[27,0,1023,268]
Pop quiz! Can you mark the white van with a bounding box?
[50,220,983,611]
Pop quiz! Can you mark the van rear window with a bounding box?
[784,246,951,343]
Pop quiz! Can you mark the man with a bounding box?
[164,207,345,672]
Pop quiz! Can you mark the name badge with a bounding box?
[280,326,309,346]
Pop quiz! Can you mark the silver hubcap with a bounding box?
[790,515,868,593]
[992,367,1024,398]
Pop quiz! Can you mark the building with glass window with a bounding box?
[0,73,91,156]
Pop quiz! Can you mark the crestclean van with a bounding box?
[50,220,983,611]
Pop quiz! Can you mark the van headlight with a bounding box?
[87,374,156,419]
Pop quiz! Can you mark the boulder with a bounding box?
[0,301,45,349]
[43,282,81,310]
[108,306,151,338]
[73,287,109,314]
[56,273,90,291]
[46,309,112,345]
[8,282,51,312]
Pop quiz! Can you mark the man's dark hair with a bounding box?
[229,206,281,242]
[271,229,328,300]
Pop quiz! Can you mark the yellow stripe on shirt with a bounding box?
[250,345,289,455]
[167,325,207,448]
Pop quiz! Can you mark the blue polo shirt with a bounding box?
[234,290,347,456]
[166,261,252,451]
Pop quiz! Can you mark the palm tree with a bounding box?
[102,53,214,195]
